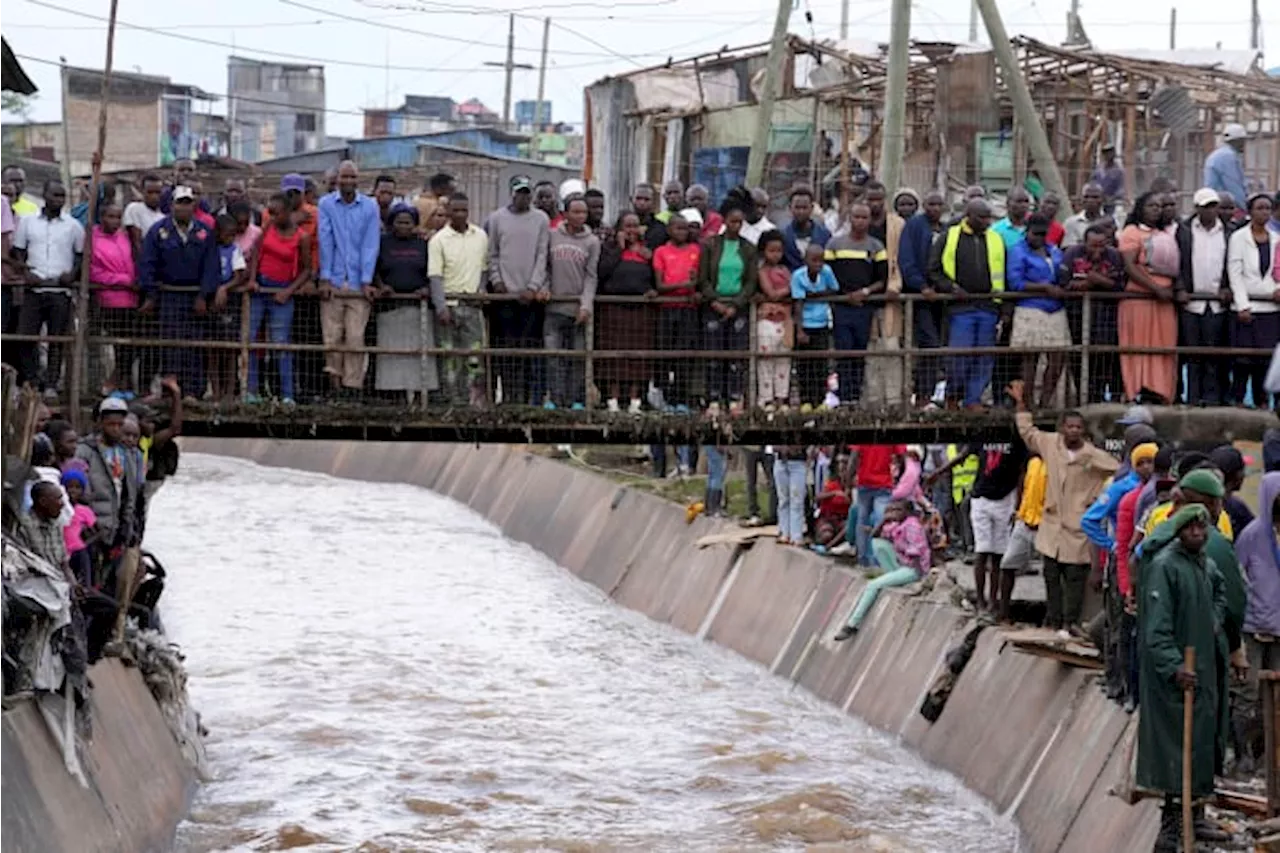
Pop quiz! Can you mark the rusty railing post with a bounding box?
[419,297,431,413]
[583,308,595,417]
[746,301,758,410]
[1080,291,1092,406]
[902,296,914,408]
[238,291,251,398]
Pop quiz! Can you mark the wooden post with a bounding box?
[1124,76,1137,207]
[583,311,595,416]
[1264,671,1279,817]
[840,103,851,214]
[745,0,793,188]
[419,300,431,413]
[746,301,758,410]
[1080,292,1092,405]
[238,292,251,397]
[1182,646,1196,847]
[69,0,121,430]
[877,0,912,193]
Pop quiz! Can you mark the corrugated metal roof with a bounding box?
[1,38,37,95]
[1101,47,1262,76]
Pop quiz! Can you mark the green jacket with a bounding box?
[1137,540,1227,796]
[1138,520,1245,654]
[696,234,758,310]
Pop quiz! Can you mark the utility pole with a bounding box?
[534,16,550,158]
[975,0,1072,216]
[1251,0,1261,50]
[746,0,792,188]
[1169,8,1177,50]
[878,0,911,193]
[840,0,849,41]
[69,0,120,429]
[968,0,979,43]
[483,14,533,129]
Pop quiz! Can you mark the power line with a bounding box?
[22,0,621,72]
[278,0,688,59]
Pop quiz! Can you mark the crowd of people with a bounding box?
[6,385,180,705]
[1,122,1276,414]
[718,382,1277,851]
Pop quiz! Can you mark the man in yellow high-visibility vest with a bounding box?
[926,198,1005,408]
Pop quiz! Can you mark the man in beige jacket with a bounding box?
[1010,378,1119,634]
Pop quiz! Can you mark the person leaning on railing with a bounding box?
[926,198,1004,410]
[1059,222,1124,405]
[138,185,218,400]
[1117,191,1180,405]
[1226,193,1280,406]
[427,192,489,408]
[89,202,139,396]
[373,203,435,405]
[1007,213,1067,409]
[595,210,655,414]
[696,200,757,410]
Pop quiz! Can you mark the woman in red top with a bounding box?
[246,193,311,403]
[755,229,792,407]
[651,214,701,409]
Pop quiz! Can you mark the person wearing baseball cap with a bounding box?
[1204,123,1248,208]
[1174,188,1231,405]
[138,181,218,397]
[487,173,550,404]
[74,395,142,568]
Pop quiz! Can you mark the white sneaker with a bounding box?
[829,543,856,557]
[628,398,642,414]
[606,397,620,412]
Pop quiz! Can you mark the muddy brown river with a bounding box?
[148,453,1021,852]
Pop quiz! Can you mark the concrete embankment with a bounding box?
[187,438,1161,852]
[2,660,199,853]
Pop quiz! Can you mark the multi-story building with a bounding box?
[227,56,325,163]
[514,99,552,130]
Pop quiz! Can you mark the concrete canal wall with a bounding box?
[187,438,1161,852]
[1,660,198,853]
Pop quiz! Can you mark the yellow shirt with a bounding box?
[1016,457,1046,527]
[1144,501,1233,541]
[427,223,488,298]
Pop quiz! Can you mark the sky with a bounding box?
[2,0,1274,139]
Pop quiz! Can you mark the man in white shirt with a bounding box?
[737,187,777,246]
[123,173,166,256]
[12,180,85,395]
[1175,187,1231,405]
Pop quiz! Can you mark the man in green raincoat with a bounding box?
[1137,503,1228,852]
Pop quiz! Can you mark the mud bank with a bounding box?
[1,659,199,853]
[187,438,1160,852]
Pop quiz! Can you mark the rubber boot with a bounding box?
[1152,800,1180,853]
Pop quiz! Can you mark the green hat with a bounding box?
[1167,503,1211,532]
[1177,469,1225,499]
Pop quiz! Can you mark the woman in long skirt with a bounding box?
[1117,191,1179,403]
[374,204,438,404]
[595,212,655,412]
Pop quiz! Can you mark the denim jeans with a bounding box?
[846,486,891,566]
[947,310,998,406]
[705,446,727,491]
[703,312,749,403]
[248,290,296,399]
[773,458,807,542]
[543,311,585,406]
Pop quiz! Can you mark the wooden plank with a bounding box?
[1011,644,1105,670]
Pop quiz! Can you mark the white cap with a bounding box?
[1223,123,1248,142]
[678,207,703,226]
[558,178,585,203]
[99,397,129,415]
[1193,188,1221,207]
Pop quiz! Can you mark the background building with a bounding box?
[514,99,552,130]
[61,65,213,175]
[227,56,325,163]
[364,95,456,138]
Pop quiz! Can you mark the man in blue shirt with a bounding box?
[318,160,381,398]
[1204,124,1249,207]
[139,185,218,397]
[898,190,946,404]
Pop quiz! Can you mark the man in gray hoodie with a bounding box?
[486,175,550,405]
[545,197,600,407]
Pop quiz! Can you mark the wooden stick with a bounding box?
[1183,645,1196,848]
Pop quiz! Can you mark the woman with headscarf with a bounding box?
[1117,191,1179,403]
[374,203,438,403]
[1227,193,1280,406]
